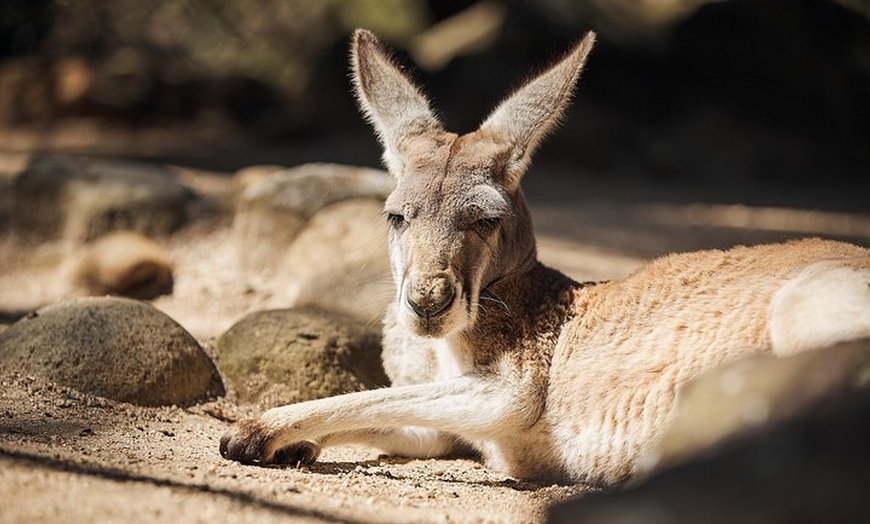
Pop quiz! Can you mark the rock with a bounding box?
[63,230,174,300]
[548,340,870,524]
[639,338,870,475]
[233,164,289,193]
[233,162,394,275]
[281,198,393,321]
[13,155,191,241]
[0,297,224,406]
[214,308,389,409]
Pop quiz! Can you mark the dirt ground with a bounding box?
[0,365,595,524]
[1,152,868,524]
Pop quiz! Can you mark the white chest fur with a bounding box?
[433,337,473,381]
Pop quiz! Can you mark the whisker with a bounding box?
[479,294,511,314]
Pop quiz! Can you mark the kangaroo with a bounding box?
[220,29,870,486]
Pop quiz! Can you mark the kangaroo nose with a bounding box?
[406,278,455,318]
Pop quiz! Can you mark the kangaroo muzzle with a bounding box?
[405,274,456,319]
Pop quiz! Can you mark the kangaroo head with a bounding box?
[351,29,595,338]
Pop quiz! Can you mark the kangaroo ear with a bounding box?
[480,32,595,188]
[351,29,443,175]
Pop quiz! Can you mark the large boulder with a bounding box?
[214,307,389,409]
[233,163,394,276]
[0,296,223,406]
[13,155,191,241]
[280,198,393,321]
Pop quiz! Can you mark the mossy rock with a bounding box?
[0,296,224,406]
[215,307,389,408]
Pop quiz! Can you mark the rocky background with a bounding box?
[1,0,869,523]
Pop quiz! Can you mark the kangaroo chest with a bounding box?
[433,338,474,381]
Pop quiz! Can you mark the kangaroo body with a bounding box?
[220,30,870,486]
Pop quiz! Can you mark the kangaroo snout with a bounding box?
[406,274,456,318]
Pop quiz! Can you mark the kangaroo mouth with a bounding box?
[406,288,455,320]
[401,284,468,338]
[410,299,455,337]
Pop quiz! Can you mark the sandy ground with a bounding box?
[1,154,868,524]
[0,366,594,524]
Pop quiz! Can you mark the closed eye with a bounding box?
[387,213,406,228]
[474,217,501,234]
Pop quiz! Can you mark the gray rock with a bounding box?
[214,307,389,409]
[233,163,394,274]
[13,155,191,241]
[0,296,224,406]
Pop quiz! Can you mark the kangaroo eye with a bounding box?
[474,217,501,233]
[387,213,406,228]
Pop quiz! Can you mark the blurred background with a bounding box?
[1,0,868,240]
[3,0,869,509]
